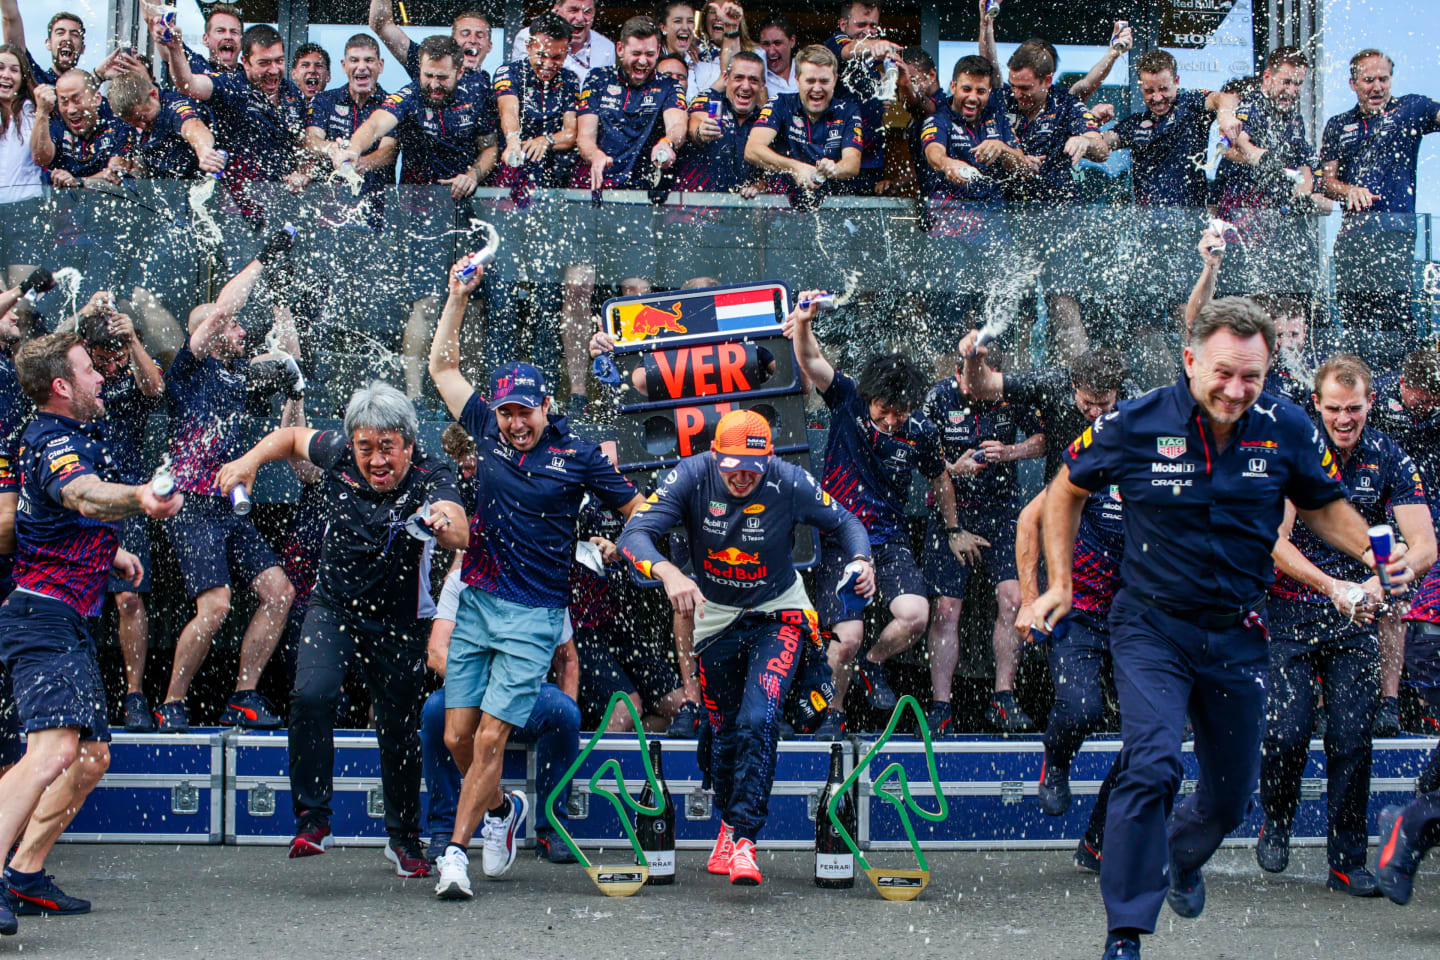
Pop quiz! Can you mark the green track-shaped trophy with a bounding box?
[543,692,667,896]
[827,695,948,900]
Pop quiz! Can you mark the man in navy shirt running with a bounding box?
[0,332,180,937]
[1321,48,1440,366]
[1031,298,1410,960]
[787,288,943,738]
[746,44,863,203]
[618,409,873,884]
[427,257,644,901]
[1258,354,1435,895]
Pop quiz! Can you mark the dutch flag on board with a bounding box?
[713,288,777,331]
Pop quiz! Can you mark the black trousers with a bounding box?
[288,600,429,839]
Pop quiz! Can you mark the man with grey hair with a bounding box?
[1030,296,1415,960]
[218,381,468,877]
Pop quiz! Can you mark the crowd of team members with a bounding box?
[5,0,1440,952]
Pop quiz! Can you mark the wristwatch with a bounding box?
[545,132,555,146]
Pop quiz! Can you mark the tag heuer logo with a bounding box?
[947,411,963,423]
[1157,437,1186,459]
[708,500,727,516]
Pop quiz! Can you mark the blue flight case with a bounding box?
[223,730,530,846]
[855,734,1439,851]
[556,737,852,850]
[60,731,225,845]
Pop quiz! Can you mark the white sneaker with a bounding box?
[434,847,473,899]
[481,789,528,879]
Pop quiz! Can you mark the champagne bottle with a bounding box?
[814,743,855,888]
[635,739,676,884]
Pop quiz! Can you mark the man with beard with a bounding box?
[1213,46,1328,299]
[218,382,466,874]
[157,21,313,226]
[510,0,615,85]
[290,43,330,106]
[370,0,494,87]
[426,258,643,901]
[0,332,180,937]
[1030,298,1407,960]
[154,235,301,733]
[0,3,83,86]
[576,16,687,191]
[341,35,498,399]
[677,50,765,194]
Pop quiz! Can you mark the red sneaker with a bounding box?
[288,824,333,858]
[728,838,762,886]
[384,837,432,878]
[706,821,734,875]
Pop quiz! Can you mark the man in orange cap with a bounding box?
[618,409,874,886]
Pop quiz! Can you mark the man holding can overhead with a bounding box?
[1029,297,1412,960]
[427,257,645,902]
[617,409,873,886]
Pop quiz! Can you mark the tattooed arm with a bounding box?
[60,474,181,521]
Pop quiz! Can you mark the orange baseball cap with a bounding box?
[712,409,773,472]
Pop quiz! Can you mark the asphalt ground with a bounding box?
[7,843,1440,959]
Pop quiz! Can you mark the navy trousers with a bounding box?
[698,613,808,843]
[1101,589,1270,934]
[1044,609,1121,847]
[1260,600,1379,871]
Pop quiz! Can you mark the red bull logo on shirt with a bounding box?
[703,546,767,583]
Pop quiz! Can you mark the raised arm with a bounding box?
[977,0,998,70]
[781,290,835,393]
[1184,229,1223,337]
[428,259,480,419]
[156,21,214,100]
[116,314,163,397]
[958,330,1005,402]
[29,86,57,168]
[0,0,25,49]
[368,0,415,67]
[1069,24,1131,101]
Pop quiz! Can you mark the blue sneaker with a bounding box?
[219,690,283,730]
[535,832,578,864]
[4,868,90,916]
[1327,866,1381,897]
[123,692,156,732]
[1102,935,1140,959]
[154,700,189,733]
[919,701,952,740]
[0,889,15,936]
[1038,755,1071,816]
[1166,859,1205,918]
[812,711,846,741]
[426,832,452,863]
[855,658,898,711]
[1377,805,1425,905]
[1074,837,1102,874]
[666,701,703,739]
[986,691,1035,734]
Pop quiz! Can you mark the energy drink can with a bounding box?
[230,484,252,516]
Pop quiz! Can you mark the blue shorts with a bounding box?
[169,495,281,599]
[923,516,1019,599]
[817,538,925,626]
[0,591,110,741]
[445,587,566,727]
[107,514,152,595]
[0,659,19,766]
